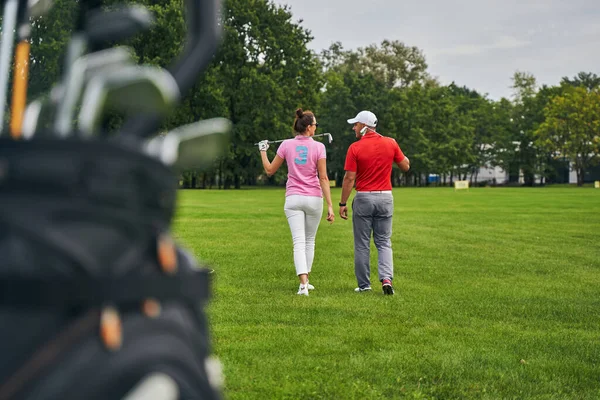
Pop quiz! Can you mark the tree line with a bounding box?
[17,0,600,187]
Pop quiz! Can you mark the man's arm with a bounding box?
[392,139,410,172]
[339,171,356,220]
[397,156,410,172]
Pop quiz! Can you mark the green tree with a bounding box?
[28,0,78,98]
[320,40,430,89]
[561,72,600,90]
[212,0,323,188]
[509,71,543,185]
[485,97,515,177]
[535,86,600,186]
[318,41,432,186]
[356,40,430,89]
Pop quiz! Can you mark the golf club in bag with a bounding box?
[0,0,227,399]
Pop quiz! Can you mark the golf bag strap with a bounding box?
[0,273,210,309]
[0,310,100,400]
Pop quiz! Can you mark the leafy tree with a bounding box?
[211,0,323,188]
[561,72,600,90]
[532,84,568,183]
[28,0,78,98]
[320,40,430,89]
[356,40,430,89]
[535,86,600,186]
[318,41,432,186]
[485,97,515,175]
[509,71,543,185]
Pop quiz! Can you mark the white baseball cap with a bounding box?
[347,110,378,127]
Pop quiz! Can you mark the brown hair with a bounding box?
[293,108,315,134]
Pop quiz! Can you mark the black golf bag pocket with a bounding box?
[0,139,221,400]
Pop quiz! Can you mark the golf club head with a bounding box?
[122,373,179,400]
[21,79,68,137]
[28,0,53,17]
[78,65,180,137]
[21,98,43,139]
[118,0,223,139]
[86,5,155,46]
[145,118,232,169]
[54,46,136,137]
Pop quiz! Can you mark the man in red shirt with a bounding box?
[339,111,410,295]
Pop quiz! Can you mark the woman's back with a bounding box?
[277,136,325,197]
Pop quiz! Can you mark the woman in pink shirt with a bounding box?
[259,108,335,296]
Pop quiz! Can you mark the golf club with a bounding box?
[85,5,155,49]
[144,117,232,169]
[54,0,101,127]
[122,373,179,400]
[77,65,180,137]
[8,0,31,139]
[254,132,333,146]
[21,84,62,138]
[8,0,54,139]
[118,0,222,140]
[55,3,154,128]
[20,97,43,139]
[27,0,53,16]
[53,46,136,137]
[0,0,20,135]
[53,5,154,137]
[0,0,53,137]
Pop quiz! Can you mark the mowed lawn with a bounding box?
[172,187,600,400]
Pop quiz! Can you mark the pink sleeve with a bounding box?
[276,141,287,160]
[317,142,326,160]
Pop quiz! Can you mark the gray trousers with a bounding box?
[352,192,394,289]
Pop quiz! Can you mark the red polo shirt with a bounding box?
[343,131,405,191]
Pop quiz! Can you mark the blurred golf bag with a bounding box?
[0,0,226,399]
[0,140,220,400]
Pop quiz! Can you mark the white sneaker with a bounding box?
[354,286,372,292]
[307,281,315,290]
[297,284,309,296]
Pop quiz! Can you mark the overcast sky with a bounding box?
[272,0,600,100]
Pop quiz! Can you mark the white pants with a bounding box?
[284,195,323,276]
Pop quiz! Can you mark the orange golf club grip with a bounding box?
[10,41,31,139]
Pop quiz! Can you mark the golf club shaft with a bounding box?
[254,133,332,146]
[0,0,20,135]
[10,1,33,139]
[9,40,30,139]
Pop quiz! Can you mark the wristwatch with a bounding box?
[339,202,346,207]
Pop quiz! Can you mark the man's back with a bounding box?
[345,132,405,191]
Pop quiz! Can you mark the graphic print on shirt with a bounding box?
[294,145,308,165]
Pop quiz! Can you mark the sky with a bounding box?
[271,0,600,100]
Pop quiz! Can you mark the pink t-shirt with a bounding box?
[276,135,326,197]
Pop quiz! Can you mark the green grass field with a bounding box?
[172,187,600,399]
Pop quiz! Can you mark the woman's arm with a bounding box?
[261,151,284,177]
[317,158,334,223]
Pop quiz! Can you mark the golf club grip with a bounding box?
[120,0,223,139]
